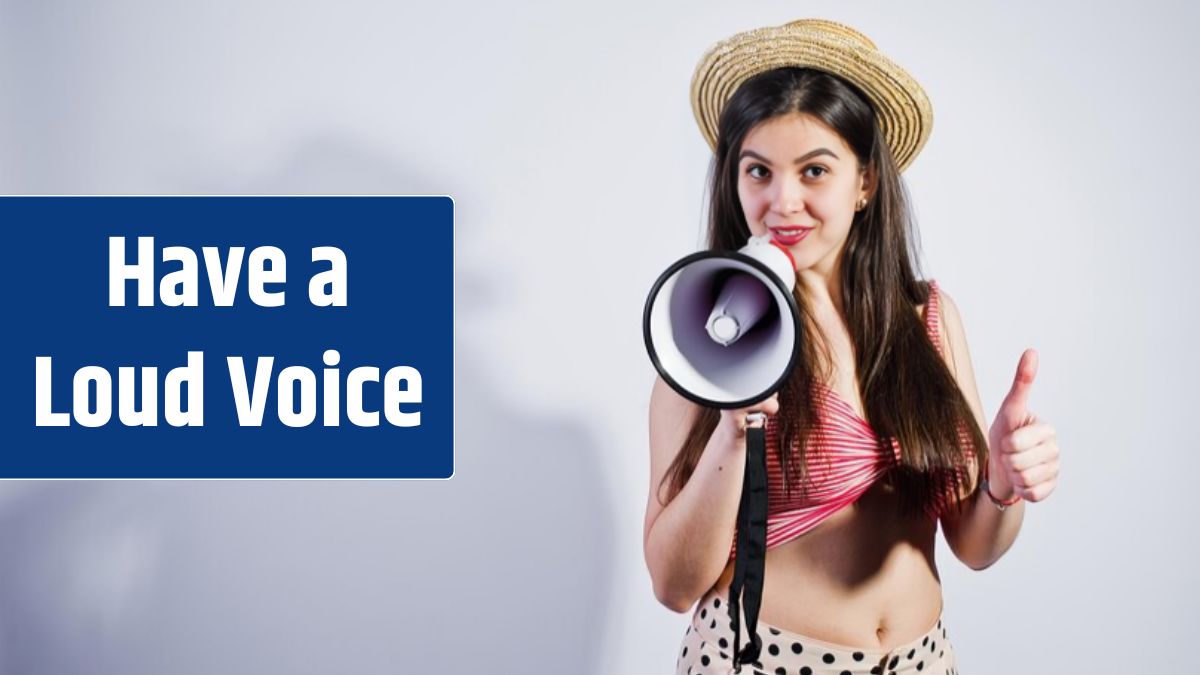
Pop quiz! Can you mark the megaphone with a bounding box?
[643,235,800,409]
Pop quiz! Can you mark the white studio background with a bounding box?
[0,1,1196,673]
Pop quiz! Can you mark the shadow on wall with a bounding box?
[0,137,615,675]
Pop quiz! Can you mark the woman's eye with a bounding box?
[803,165,828,179]
[746,165,769,179]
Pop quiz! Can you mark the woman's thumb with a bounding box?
[1000,348,1038,428]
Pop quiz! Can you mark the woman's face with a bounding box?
[736,112,874,278]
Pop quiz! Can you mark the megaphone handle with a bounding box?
[729,418,768,670]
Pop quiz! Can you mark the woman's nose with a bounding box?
[771,180,805,215]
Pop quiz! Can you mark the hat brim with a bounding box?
[690,22,933,172]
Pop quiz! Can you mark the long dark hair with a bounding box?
[659,67,987,518]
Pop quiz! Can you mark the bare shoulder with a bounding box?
[645,376,701,515]
[932,285,990,506]
[648,376,700,485]
[935,286,968,376]
[649,375,699,428]
[924,283,973,400]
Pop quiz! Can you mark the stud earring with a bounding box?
[855,197,868,211]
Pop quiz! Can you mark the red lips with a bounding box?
[768,225,814,246]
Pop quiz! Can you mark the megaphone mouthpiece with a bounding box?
[706,272,772,346]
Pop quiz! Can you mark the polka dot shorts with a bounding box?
[676,590,958,675]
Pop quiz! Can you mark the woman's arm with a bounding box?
[642,376,776,612]
[935,290,1026,570]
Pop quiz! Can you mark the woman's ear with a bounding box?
[859,162,879,203]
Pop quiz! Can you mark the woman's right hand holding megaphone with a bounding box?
[719,393,780,442]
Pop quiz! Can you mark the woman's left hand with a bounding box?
[986,348,1060,503]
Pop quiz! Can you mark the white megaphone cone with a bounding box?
[643,235,799,408]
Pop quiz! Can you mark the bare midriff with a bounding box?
[710,478,943,651]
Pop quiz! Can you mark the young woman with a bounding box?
[644,20,1061,675]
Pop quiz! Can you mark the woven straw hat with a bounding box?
[690,19,933,172]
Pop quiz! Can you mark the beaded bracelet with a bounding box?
[980,478,1021,511]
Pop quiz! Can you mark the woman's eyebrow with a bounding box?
[739,147,840,164]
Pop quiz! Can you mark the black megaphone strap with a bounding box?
[728,422,768,669]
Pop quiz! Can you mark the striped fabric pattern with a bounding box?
[730,279,959,558]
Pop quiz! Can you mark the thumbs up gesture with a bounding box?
[987,349,1060,503]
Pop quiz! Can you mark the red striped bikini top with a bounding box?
[730,279,951,558]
